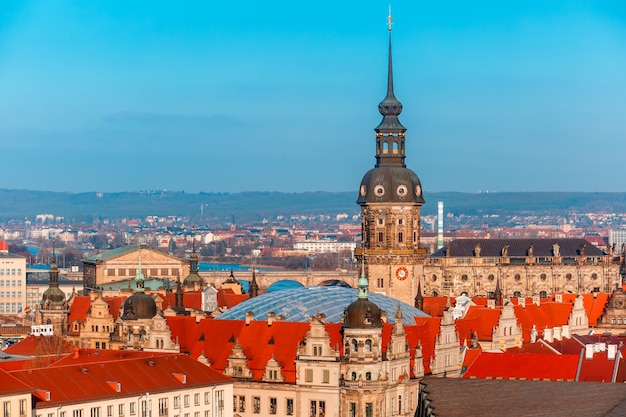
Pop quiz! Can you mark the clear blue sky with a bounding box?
[1,1,625,194]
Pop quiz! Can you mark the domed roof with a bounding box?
[41,260,66,308]
[268,280,305,292]
[42,286,66,306]
[121,292,157,320]
[217,286,428,324]
[183,251,203,288]
[318,279,352,288]
[357,165,424,205]
[121,257,157,320]
[343,297,383,328]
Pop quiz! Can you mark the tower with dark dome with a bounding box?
[182,245,203,291]
[36,245,69,336]
[115,256,179,352]
[355,13,427,305]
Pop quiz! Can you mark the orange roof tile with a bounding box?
[462,351,579,381]
[0,368,33,395]
[4,335,74,357]
[10,353,232,408]
[458,307,501,341]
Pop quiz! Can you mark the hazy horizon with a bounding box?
[2,1,625,194]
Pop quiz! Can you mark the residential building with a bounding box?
[0,240,27,315]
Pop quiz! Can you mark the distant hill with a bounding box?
[1,189,625,223]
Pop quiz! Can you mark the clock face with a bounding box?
[396,267,408,280]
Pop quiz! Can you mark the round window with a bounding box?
[374,185,385,196]
[397,185,407,197]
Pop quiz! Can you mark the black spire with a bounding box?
[374,9,407,167]
[414,278,424,311]
[249,268,259,298]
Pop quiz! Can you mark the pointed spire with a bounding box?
[358,255,369,299]
[135,254,145,292]
[415,278,424,310]
[249,267,259,298]
[494,277,503,306]
[49,240,59,286]
[376,7,405,133]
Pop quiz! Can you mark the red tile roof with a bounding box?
[458,307,501,341]
[3,335,75,357]
[217,290,249,309]
[10,353,232,408]
[186,317,437,381]
[49,348,172,367]
[163,291,203,310]
[0,368,34,395]
[513,302,572,342]
[462,351,580,381]
[68,295,92,326]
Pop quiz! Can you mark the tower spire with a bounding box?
[375,9,406,166]
[358,255,369,299]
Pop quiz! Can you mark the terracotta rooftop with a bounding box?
[10,353,232,408]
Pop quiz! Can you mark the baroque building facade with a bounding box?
[421,238,623,298]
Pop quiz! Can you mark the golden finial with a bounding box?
[387,5,393,31]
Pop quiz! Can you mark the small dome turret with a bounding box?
[121,256,156,320]
[343,262,383,329]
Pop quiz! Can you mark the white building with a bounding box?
[0,241,27,315]
[293,240,357,254]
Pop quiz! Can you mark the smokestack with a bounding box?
[437,201,444,250]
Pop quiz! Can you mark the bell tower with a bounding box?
[355,12,427,306]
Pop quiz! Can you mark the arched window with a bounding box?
[383,142,389,154]
[539,291,548,299]
[432,291,439,296]
[392,142,399,154]
[351,372,357,381]
[365,339,372,352]
[513,291,522,297]
[366,372,372,380]
[351,339,358,353]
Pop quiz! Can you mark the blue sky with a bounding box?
[1,1,625,193]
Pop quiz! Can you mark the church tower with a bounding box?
[356,13,426,305]
[36,244,69,336]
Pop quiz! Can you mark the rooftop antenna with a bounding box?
[388,5,393,31]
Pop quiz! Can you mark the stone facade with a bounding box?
[82,245,189,291]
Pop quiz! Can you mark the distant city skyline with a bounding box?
[1,1,625,194]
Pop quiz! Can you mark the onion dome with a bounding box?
[343,262,383,328]
[122,257,156,320]
[183,249,203,289]
[41,252,66,308]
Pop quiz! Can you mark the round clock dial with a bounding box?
[396,267,408,280]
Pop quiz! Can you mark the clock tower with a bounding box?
[355,13,427,305]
